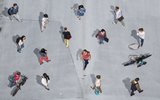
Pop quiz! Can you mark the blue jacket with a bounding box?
[77,8,86,16]
[8,6,19,15]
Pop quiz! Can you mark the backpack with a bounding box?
[66,34,72,39]
[8,7,13,15]
[16,37,21,44]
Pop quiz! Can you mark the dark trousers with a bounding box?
[130,83,142,95]
[131,84,137,95]
[139,38,144,47]
[17,44,24,53]
[99,37,109,44]
[104,37,109,42]
[83,59,89,70]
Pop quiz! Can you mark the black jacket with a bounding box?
[63,31,71,39]
[39,49,47,57]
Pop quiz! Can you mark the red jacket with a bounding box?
[14,72,20,81]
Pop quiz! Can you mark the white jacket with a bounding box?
[116,9,123,19]
[41,77,50,87]
[18,40,24,46]
[41,17,49,26]
[137,31,145,39]
[95,79,101,87]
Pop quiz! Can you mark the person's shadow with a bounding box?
[0,27,2,32]
[76,49,82,60]
[10,86,19,96]
[33,48,40,64]
[39,12,44,31]
[36,75,49,89]
[36,75,43,86]
[71,3,79,16]
[131,30,140,44]
[122,77,131,94]
[92,29,99,37]
[12,35,20,50]
[12,35,20,44]
[110,5,116,23]
[90,74,96,85]
[2,7,9,17]
[8,74,14,88]
[59,26,64,42]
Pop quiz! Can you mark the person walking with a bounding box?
[80,49,91,70]
[130,78,143,96]
[8,71,22,87]
[39,48,51,65]
[16,35,26,53]
[41,73,50,90]
[77,5,86,20]
[8,3,22,22]
[137,28,145,47]
[41,14,49,32]
[91,75,102,94]
[62,27,72,48]
[114,6,125,26]
[8,71,27,88]
[96,29,109,44]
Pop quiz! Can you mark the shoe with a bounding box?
[17,50,21,53]
[90,86,94,90]
[139,90,143,93]
[130,93,135,96]
[83,74,87,76]
[137,64,141,67]
[46,88,50,90]
[40,62,43,65]
[45,86,50,90]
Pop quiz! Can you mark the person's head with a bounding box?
[64,27,67,31]
[43,73,47,77]
[96,75,101,79]
[21,35,26,41]
[138,28,144,32]
[16,71,21,76]
[43,73,50,80]
[101,29,106,34]
[41,48,47,52]
[101,29,105,32]
[44,14,48,18]
[79,5,84,9]
[83,49,90,54]
[135,78,139,82]
[115,6,119,11]
[13,3,17,7]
